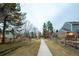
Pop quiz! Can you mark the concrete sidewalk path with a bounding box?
[37,39,52,56]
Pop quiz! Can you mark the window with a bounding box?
[5,31,9,34]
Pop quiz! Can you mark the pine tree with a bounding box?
[47,21,53,38]
[0,3,25,43]
[43,23,47,38]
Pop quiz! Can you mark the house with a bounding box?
[5,28,14,42]
[58,21,79,48]
[0,28,15,43]
[58,21,79,38]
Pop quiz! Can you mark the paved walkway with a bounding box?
[37,39,52,56]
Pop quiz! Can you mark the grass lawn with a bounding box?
[45,39,79,56]
[5,39,40,56]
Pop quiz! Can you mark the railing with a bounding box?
[64,37,79,49]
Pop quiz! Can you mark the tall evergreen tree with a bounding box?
[43,23,47,38]
[47,21,53,38]
[47,21,53,33]
[0,3,25,43]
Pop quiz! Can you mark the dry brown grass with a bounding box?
[45,39,79,56]
[6,39,41,56]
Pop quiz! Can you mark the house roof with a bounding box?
[67,21,79,24]
[59,21,79,32]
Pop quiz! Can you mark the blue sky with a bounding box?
[21,3,79,32]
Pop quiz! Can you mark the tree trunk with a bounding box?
[1,16,8,44]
